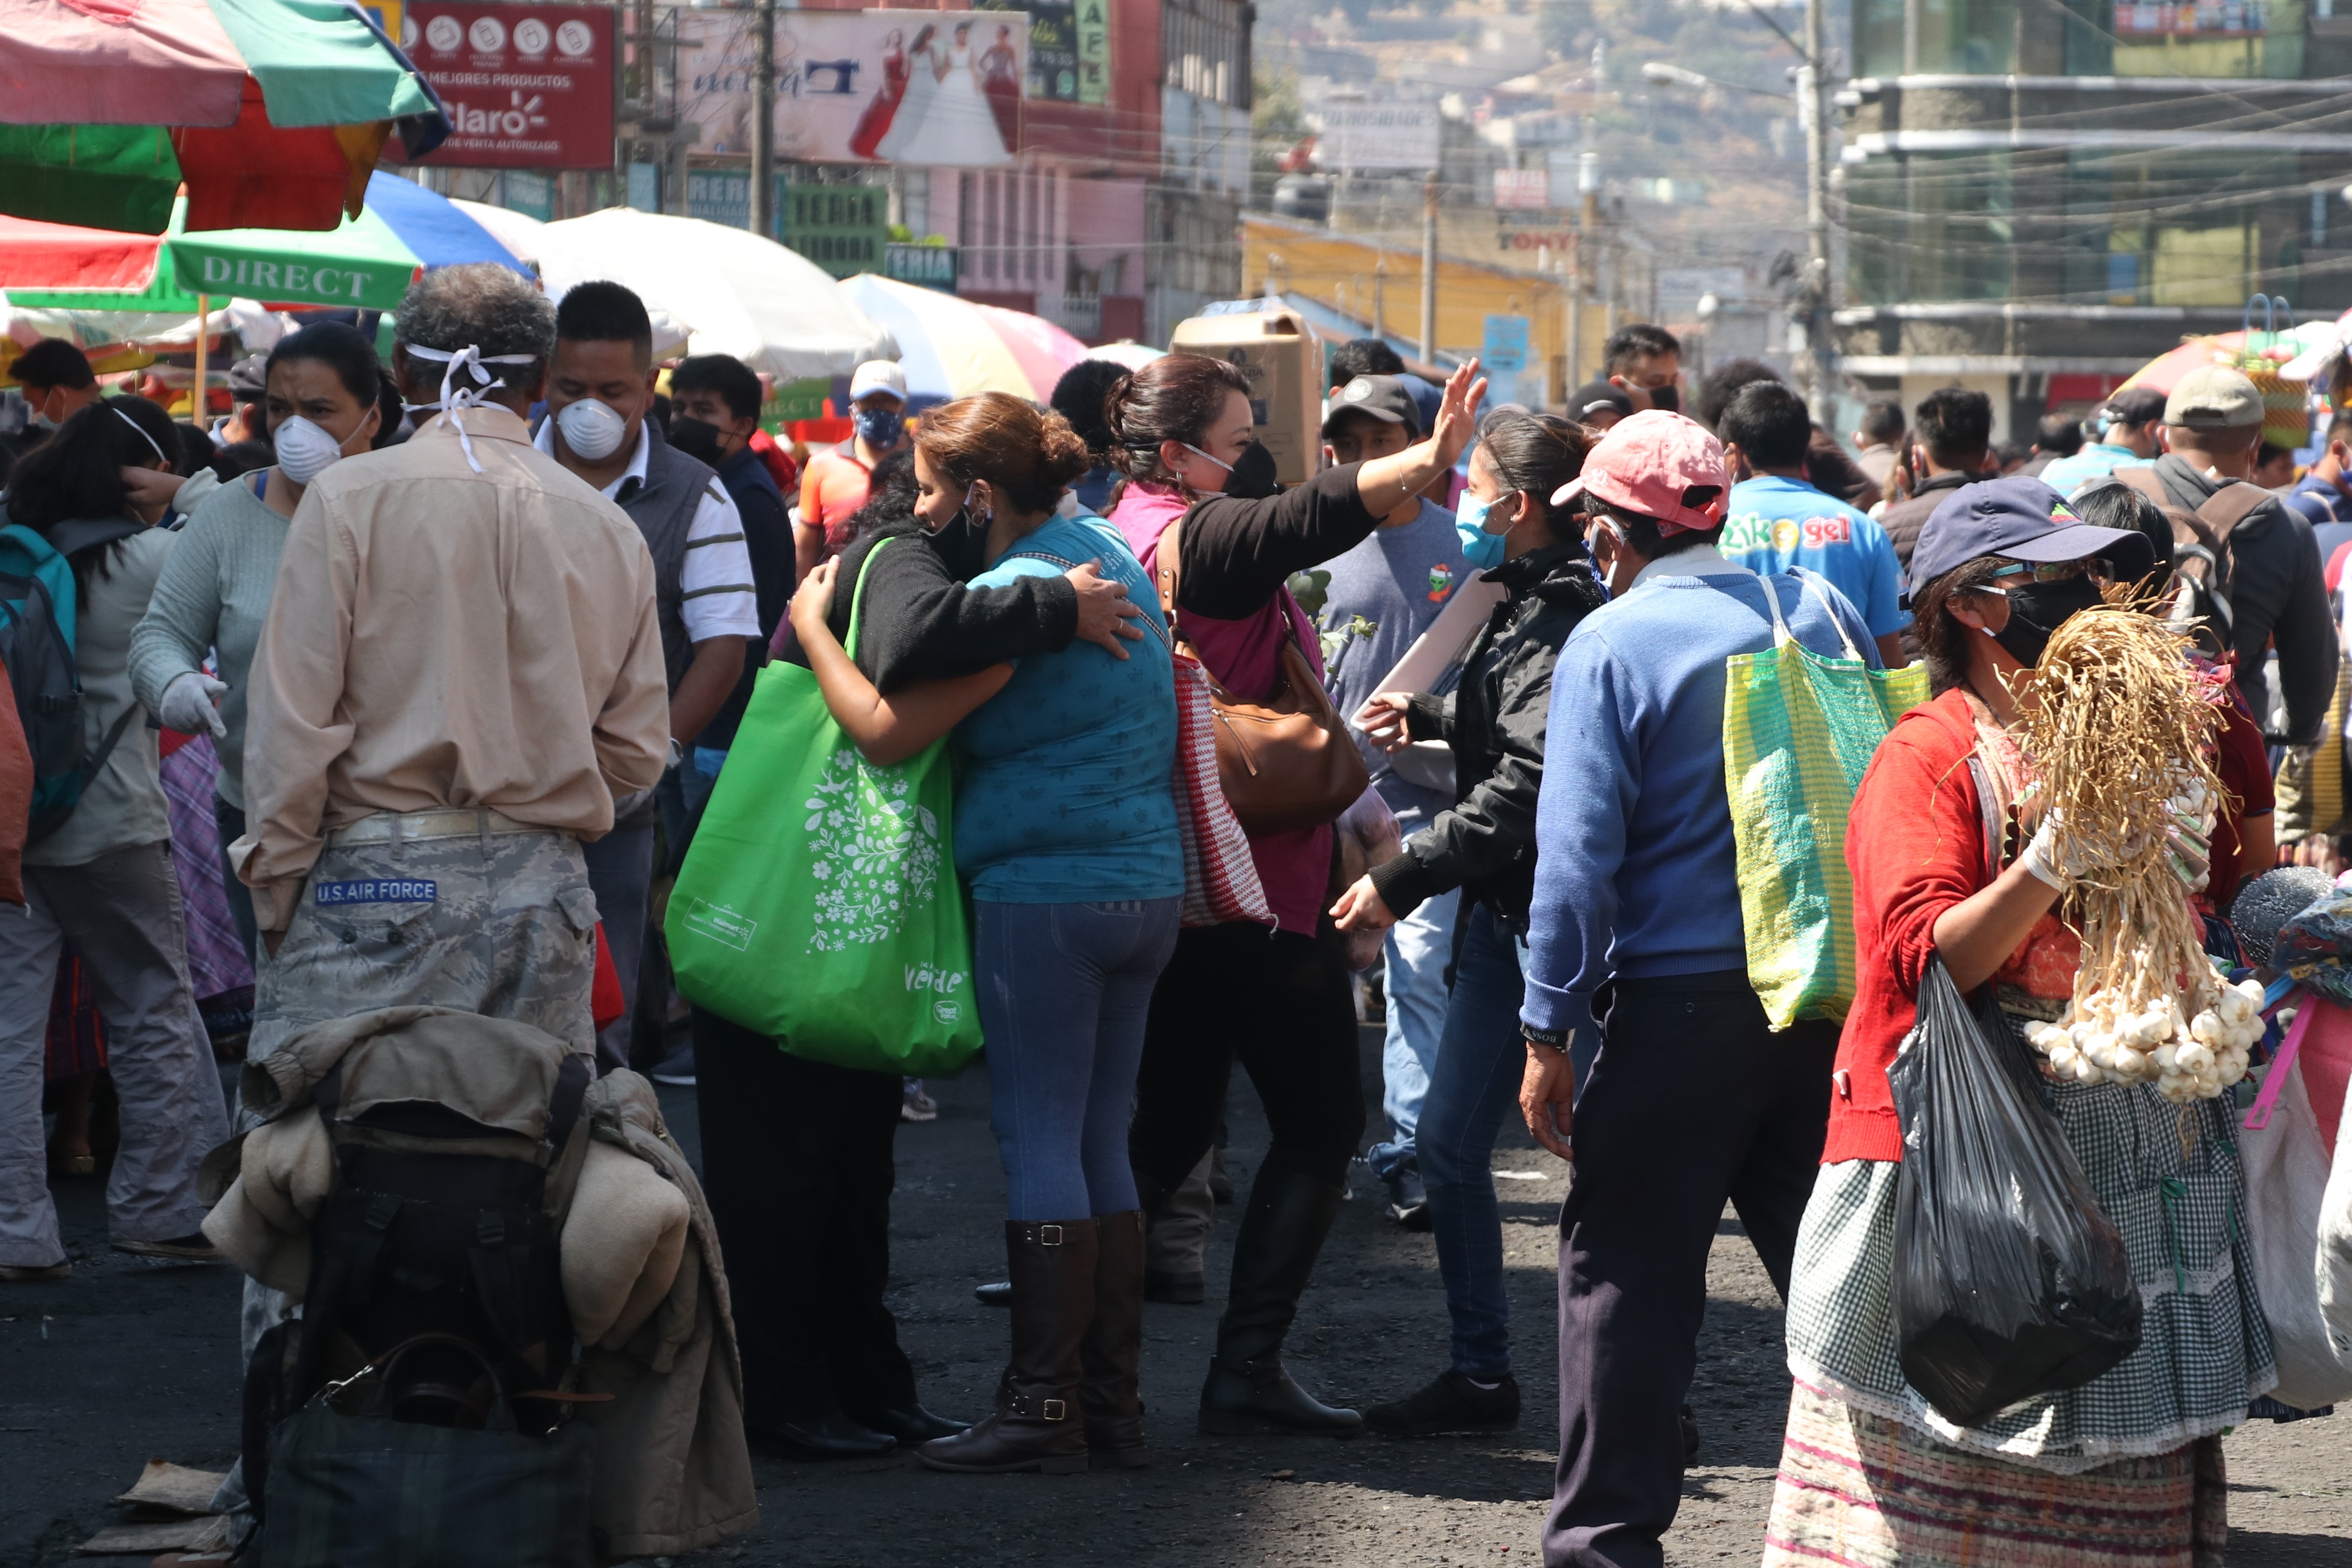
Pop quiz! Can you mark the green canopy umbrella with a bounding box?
[2,173,521,315]
[0,0,448,234]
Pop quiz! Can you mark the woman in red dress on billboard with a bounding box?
[849,26,911,159]
[980,24,1021,149]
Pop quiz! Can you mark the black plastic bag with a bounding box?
[1888,958,2142,1428]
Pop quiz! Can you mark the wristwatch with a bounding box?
[666,737,685,772]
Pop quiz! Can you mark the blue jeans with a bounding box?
[1418,900,1535,1380]
[580,819,654,1073]
[685,746,726,815]
[1366,886,1460,1179]
[976,897,1181,1221]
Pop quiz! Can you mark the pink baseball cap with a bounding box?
[1549,409,1730,535]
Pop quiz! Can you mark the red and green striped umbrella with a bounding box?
[0,0,449,236]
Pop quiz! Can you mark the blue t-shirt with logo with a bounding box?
[1719,475,1908,638]
[952,512,1183,905]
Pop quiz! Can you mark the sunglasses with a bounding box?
[1985,558,2091,583]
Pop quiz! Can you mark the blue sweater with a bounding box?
[1519,557,1878,1042]
[952,513,1183,904]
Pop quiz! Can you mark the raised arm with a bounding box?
[1358,357,1485,515]
[791,559,1012,766]
[1180,359,1487,618]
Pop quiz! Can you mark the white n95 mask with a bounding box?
[273,416,348,485]
[555,397,629,461]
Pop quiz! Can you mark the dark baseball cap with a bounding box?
[1566,380,1634,423]
[2097,386,2167,427]
[1905,475,2156,605]
[227,354,268,402]
[1322,374,1421,439]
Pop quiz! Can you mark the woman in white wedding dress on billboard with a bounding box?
[875,20,1009,166]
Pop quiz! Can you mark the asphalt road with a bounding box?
[5,1034,2348,1566]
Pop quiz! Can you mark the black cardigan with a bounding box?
[813,517,1080,692]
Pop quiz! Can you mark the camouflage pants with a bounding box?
[247,817,600,1067]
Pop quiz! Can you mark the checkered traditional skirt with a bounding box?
[1763,1059,2274,1565]
[1782,1078,2274,1472]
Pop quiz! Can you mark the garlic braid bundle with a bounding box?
[2022,976,2259,1103]
[2010,602,2239,1104]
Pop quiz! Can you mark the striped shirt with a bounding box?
[534,417,759,644]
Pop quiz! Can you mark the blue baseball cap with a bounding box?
[1904,475,2155,606]
[1397,374,1445,436]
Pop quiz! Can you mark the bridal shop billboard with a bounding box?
[677,9,1027,168]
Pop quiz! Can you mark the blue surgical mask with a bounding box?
[1455,493,1509,571]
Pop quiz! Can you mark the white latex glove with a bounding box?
[2017,807,2097,889]
[158,671,228,739]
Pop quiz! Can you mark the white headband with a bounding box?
[115,406,168,466]
[402,343,538,472]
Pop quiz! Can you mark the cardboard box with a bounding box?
[1168,307,1326,487]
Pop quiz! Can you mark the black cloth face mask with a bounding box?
[1987,573,2103,668]
[925,507,991,580]
[667,416,725,464]
[1221,440,1280,500]
[1643,384,1679,414]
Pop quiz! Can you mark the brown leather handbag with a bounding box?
[1154,514,1369,835]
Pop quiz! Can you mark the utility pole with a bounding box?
[1566,233,1583,391]
[750,0,776,240]
[1801,0,1835,422]
[1419,173,1438,365]
[1572,148,1598,388]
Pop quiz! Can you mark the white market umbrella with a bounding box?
[449,199,696,357]
[450,199,548,268]
[1086,340,1165,372]
[533,208,895,381]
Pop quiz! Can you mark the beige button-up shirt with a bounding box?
[235,403,670,930]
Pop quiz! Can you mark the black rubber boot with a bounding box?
[919,1220,1097,1475]
[855,1404,970,1444]
[1144,1269,1204,1305]
[1197,1168,1362,1437]
[1081,1210,1150,1467]
[748,1409,897,1460]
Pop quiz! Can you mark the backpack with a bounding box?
[0,518,144,838]
[2114,468,2270,661]
[244,1051,594,1544]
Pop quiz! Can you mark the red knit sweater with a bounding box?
[1829,689,1990,1164]
[1829,684,2267,1165]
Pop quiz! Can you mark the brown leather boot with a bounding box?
[1081,1209,1149,1467]
[919,1219,1097,1475]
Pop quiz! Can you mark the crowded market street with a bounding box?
[7,1040,2348,1566]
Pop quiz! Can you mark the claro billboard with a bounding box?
[395,2,616,170]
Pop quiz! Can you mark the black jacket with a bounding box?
[1176,463,1381,624]
[1366,542,1605,926]
[1877,469,1977,572]
[2148,453,2339,744]
[814,515,1079,692]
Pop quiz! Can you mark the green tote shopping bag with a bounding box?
[666,539,983,1076]
[1723,568,1929,1029]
